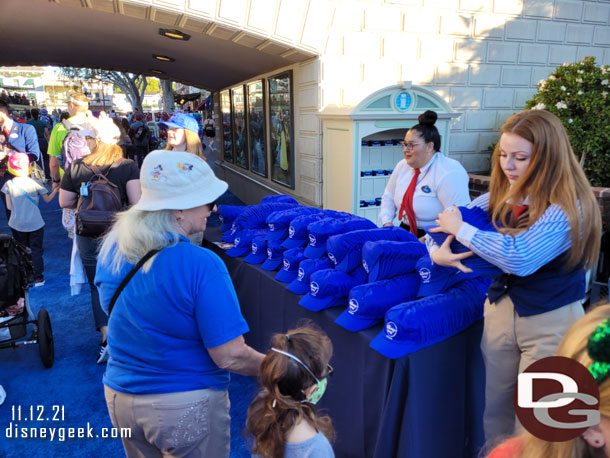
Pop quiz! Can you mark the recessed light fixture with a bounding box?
[149,69,165,75]
[153,54,176,62]
[159,28,191,41]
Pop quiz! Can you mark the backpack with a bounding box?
[60,120,92,172]
[0,234,33,312]
[75,162,123,237]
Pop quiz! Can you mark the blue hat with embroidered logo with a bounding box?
[244,235,269,264]
[275,247,306,283]
[266,207,321,241]
[426,206,495,254]
[282,213,325,249]
[218,205,246,233]
[286,257,333,295]
[159,112,200,135]
[299,267,368,312]
[370,276,491,359]
[226,228,269,257]
[304,217,376,259]
[327,227,417,273]
[261,194,299,205]
[362,240,428,282]
[335,273,421,332]
[261,239,286,271]
[223,202,299,242]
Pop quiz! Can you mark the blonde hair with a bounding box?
[165,128,206,160]
[82,142,124,167]
[98,207,181,274]
[68,92,89,113]
[488,110,601,270]
[487,305,610,458]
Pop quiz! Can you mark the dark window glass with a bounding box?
[232,86,248,169]
[268,73,293,188]
[247,81,267,177]
[221,90,233,163]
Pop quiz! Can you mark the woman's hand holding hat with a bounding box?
[430,235,474,273]
[429,205,464,236]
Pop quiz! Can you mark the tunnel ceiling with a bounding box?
[0,0,321,91]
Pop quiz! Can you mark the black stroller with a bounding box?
[0,234,54,367]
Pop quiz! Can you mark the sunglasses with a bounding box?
[324,363,334,378]
[206,200,217,211]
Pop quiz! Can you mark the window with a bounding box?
[232,86,248,170]
[247,81,267,177]
[220,90,233,163]
[268,72,294,188]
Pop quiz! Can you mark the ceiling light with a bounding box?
[149,69,165,75]
[159,28,191,41]
[153,54,175,62]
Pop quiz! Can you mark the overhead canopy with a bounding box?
[0,0,322,91]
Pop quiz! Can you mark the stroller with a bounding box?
[0,234,54,368]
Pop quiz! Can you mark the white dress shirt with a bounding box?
[378,152,471,229]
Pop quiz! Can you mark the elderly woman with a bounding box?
[95,150,264,458]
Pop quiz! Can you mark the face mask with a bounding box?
[305,377,327,405]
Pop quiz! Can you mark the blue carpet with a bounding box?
[0,189,257,457]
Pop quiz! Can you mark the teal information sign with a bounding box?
[394,91,411,112]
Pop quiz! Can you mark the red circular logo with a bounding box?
[514,356,600,442]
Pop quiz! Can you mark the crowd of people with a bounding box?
[0,90,609,458]
[0,90,33,106]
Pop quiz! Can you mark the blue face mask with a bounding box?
[271,347,330,404]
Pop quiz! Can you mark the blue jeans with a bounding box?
[76,235,107,331]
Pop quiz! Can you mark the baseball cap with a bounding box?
[275,248,306,283]
[223,202,298,243]
[286,257,333,295]
[244,235,269,264]
[134,151,228,211]
[327,227,417,273]
[261,239,286,271]
[282,213,325,249]
[335,273,421,332]
[299,267,368,312]
[40,108,48,115]
[266,207,320,241]
[304,217,376,259]
[92,116,121,145]
[159,113,199,134]
[370,277,491,359]
[226,228,269,257]
[261,194,299,205]
[218,205,246,233]
[426,206,495,254]
[7,152,30,177]
[65,93,89,106]
[362,240,428,282]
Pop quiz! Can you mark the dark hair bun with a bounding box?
[418,110,437,126]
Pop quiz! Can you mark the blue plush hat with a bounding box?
[275,247,306,283]
[370,276,492,359]
[426,206,495,254]
[266,207,321,241]
[261,194,299,205]
[218,205,246,233]
[299,267,368,311]
[244,235,269,264]
[304,217,377,259]
[282,213,326,249]
[327,227,418,273]
[224,202,299,243]
[362,240,428,282]
[335,273,421,332]
[159,112,199,134]
[286,257,333,295]
[261,239,286,271]
[226,228,269,257]
[415,255,501,297]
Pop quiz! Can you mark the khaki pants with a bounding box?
[104,386,230,458]
[481,295,583,442]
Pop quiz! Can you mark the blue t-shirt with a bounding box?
[283,433,334,458]
[95,237,249,394]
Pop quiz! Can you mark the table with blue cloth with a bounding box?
[203,229,485,458]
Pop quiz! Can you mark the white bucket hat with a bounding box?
[134,150,228,211]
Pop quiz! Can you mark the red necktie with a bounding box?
[513,204,528,222]
[398,168,420,236]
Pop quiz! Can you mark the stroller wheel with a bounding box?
[37,309,54,368]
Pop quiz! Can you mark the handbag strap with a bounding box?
[107,248,161,317]
[12,180,38,206]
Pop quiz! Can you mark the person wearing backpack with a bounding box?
[1,152,58,287]
[59,114,141,364]
[128,113,150,167]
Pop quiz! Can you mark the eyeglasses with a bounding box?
[399,141,422,151]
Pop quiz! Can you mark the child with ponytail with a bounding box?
[246,325,335,458]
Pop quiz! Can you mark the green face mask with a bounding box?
[305,377,327,405]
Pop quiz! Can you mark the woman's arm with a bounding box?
[59,189,78,208]
[208,335,265,376]
[126,179,141,206]
[5,193,11,211]
[378,163,403,226]
[435,169,471,210]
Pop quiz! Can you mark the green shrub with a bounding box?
[525,56,610,187]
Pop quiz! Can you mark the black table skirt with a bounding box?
[203,229,485,458]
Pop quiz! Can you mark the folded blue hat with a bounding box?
[266,207,321,241]
[226,228,269,257]
[304,217,376,259]
[416,255,501,297]
[327,227,418,273]
[286,257,333,295]
[370,276,491,359]
[261,239,286,271]
[362,241,428,282]
[218,205,246,233]
[426,206,495,254]
[275,247,306,283]
[261,194,299,205]
[299,267,368,312]
[244,235,269,264]
[224,203,298,242]
[282,213,326,249]
[335,273,421,332]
